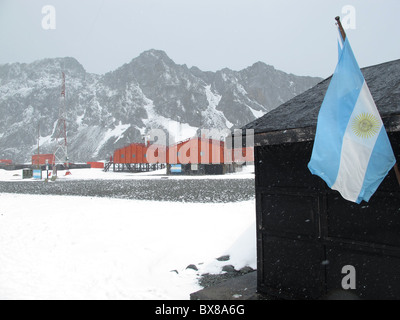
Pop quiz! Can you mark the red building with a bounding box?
[113,143,150,164]
[167,137,226,165]
[111,135,254,175]
[87,162,104,169]
[0,159,12,165]
[32,154,55,166]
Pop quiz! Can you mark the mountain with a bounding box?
[0,50,322,163]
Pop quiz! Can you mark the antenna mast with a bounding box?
[52,72,71,176]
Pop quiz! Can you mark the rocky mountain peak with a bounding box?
[138,49,173,61]
[249,61,275,72]
[0,51,322,163]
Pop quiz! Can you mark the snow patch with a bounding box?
[143,100,198,143]
[93,122,130,157]
[16,87,33,98]
[0,165,255,182]
[38,134,53,147]
[203,85,233,129]
[247,106,265,119]
[236,83,248,96]
[76,114,85,126]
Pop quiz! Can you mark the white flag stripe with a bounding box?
[331,81,383,202]
[337,31,344,50]
[332,135,375,201]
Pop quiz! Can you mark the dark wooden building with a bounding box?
[243,59,400,300]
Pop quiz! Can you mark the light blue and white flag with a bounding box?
[308,37,396,204]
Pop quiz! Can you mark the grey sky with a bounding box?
[0,0,399,78]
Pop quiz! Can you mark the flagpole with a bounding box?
[394,164,400,187]
[335,16,346,41]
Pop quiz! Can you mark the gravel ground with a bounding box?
[0,178,255,203]
[199,269,256,289]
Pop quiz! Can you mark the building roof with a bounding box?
[244,59,400,146]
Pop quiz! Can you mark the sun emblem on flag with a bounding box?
[351,112,380,138]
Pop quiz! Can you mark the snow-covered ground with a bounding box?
[0,165,254,182]
[0,167,256,300]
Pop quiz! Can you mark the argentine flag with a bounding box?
[308,37,396,204]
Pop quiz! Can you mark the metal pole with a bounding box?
[37,122,40,169]
[335,16,347,41]
[394,163,400,186]
[46,159,49,180]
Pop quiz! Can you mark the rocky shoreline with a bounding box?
[184,255,256,289]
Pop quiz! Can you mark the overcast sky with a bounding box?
[0,0,399,78]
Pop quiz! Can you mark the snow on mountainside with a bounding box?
[0,50,321,162]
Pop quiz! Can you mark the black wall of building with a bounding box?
[255,132,400,300]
